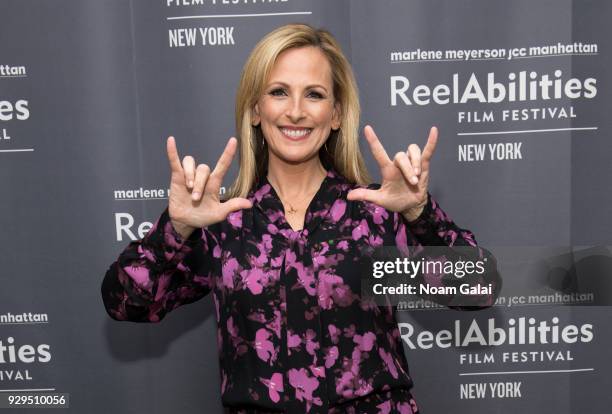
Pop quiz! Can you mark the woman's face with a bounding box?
[252,46,341,165]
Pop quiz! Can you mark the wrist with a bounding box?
[170,219,196,240]
[401,198,428,222]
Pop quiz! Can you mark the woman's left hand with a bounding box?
[347,125,438,222]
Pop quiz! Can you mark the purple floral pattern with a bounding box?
[101,169,498,413]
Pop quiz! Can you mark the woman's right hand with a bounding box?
[166,136,252,239]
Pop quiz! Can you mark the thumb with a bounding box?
[346,188,382,204]
[220,197,253,217]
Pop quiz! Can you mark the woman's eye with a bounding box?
[269,89,286,96]
[268,89,324,99]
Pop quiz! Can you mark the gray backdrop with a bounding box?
[1,0,610,412]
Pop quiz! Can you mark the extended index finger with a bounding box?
[166,136,183,173]
[421,126,438,171]
[364,125,391,168]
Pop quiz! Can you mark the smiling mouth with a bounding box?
[279,127,312,140]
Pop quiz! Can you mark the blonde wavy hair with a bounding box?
[227,23,371,198]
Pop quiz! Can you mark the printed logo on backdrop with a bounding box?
[393,246,607,403]
[0,312,52,386]
[0,64,26,78]
[0,64,31,153]
[164,0,310,49]
[389,42,598,163]
[113,186,225,241]
[398,314,594,401]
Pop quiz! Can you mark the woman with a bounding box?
[101,24,498,413]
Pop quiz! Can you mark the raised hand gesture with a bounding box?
[347,125,438,221]
[166,136,252,239]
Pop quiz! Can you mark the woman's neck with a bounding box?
[266,155,327,199]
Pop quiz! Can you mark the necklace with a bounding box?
[275,185,320,215]
[267,170,326,215]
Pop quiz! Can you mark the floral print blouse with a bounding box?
[101,169,498,414]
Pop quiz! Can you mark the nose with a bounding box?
[285,96,305,123]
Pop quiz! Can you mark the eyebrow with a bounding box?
[266,81,328,93]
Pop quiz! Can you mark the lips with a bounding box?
[279,127,312,140]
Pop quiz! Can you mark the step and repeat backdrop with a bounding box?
[1,0,610,412]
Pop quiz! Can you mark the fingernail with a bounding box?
[188,180,194,188]
[410,176,418,185]
[192,192,200,200]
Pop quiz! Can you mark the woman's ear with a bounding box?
[331,101,341,130]
[252,103,261,126]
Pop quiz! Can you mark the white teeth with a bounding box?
[280,128,311,138]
